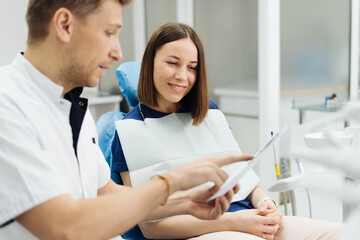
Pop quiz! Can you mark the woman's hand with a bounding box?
[185,184,240,220]
[258,199,283,223]
[224,209,282,240]
[258,199,279,215]
[257,199,283,239]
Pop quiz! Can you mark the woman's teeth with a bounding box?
[169,83,184,89]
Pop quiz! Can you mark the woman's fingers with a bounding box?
[256,212,282,227]
[261,233,275,240]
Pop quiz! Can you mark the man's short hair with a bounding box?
[26,0,131,44]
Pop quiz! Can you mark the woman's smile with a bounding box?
[168,83,187,92]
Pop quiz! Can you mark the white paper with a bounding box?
[207,123,288,201]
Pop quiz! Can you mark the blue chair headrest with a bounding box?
[96,61,141,185]
[115,61,141,107]
[96,111,126,184]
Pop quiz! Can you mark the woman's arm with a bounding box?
[140,214,232,239]
[140,209,284,239]
[116,174,281,239]
[138,186,283,240]
[247,185,269,208]
[120,168,274,239]
[248,185,279,213]
[247,184,283,239]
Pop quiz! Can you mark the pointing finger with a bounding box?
[211,154,254,167]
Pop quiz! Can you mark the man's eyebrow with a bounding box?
[108,23,122,28]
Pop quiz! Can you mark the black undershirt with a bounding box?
[63,87,88,156]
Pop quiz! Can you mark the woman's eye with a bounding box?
[167,61,177,66]
[106,31,115,36]
[189,66,198,71]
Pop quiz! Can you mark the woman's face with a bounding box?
[153,38,198,112]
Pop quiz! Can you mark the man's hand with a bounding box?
[165,154,253,193]
[185,184,240,220]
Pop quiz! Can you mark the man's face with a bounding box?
[62,0,123,89]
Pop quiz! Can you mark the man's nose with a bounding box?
[110,39,123,62]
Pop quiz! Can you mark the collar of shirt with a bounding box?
[138,103,190,120]
[12,52,64,103]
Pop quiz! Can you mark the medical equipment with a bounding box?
[269,128,355,218]
[279,157,298,215]
[209,124,288,201]
[267,102,360,239]
[271,131,289,215]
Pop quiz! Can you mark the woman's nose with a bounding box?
[175,66,186,81]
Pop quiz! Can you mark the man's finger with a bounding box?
[208,171,227,191]
[210,162,229,182]
[224,188,234,203]
[218,196,229,215]
[210,198,222,219]
[232,184,240,194]
[212,154,254,167]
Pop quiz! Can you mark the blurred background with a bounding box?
[0,0,357,223]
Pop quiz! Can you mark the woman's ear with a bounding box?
[52,8,74,43]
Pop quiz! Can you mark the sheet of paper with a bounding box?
[207,123,288,201]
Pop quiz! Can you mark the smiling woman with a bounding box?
[137,22,209,126]
[109,22,344,240]
[152,38,198,113]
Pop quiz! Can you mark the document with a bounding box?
[208,123,288,201]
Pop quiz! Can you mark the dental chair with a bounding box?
[96,61,141,185]
[96,61,148,240]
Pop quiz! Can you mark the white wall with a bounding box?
[0,1,28,66]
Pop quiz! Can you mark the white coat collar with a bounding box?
[12,52,65,102]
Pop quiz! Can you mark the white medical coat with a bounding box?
[0,53,110,239]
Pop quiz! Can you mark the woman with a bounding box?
[111,22,343,240]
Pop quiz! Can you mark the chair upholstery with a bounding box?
[115,61,141,108]
[96,61,141,184]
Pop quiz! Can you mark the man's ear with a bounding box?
[53,8,74,42]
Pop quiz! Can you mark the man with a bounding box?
[0,0,253,239]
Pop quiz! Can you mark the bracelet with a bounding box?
[154,174,170,206]
[256,197,278,209]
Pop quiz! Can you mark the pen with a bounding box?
[271,131,281,181]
